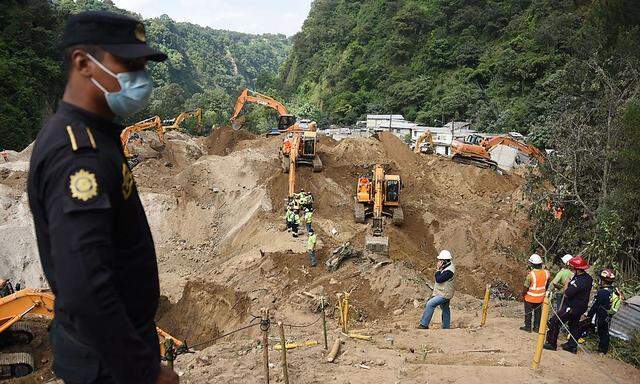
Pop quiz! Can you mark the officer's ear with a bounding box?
[70,49,94,77]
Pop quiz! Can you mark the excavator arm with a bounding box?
[120,116,164,158]
[0,289,55,333]
[480,135,545,163]
[230,88,290,129]
[414,130,434,154]
[163,108,203,133]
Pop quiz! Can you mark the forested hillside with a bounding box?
[281,0,634,135]
[0,0,290,150]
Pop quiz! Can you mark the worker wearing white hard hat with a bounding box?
[551,254,575,311]
[419,250,455,330]
[520,253,550,333]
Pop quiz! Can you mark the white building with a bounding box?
[366,115,406,130]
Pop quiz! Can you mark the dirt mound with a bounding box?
[206,125,256,155]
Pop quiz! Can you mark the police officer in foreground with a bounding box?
[27,11,178,384]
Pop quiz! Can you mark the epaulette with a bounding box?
[65,122,97,152]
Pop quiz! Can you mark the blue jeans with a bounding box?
[420,295,451,329]
[308,250,317,266]
[306,222,312,233]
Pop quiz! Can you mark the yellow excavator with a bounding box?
[281,122,322,197]
[354,164,403,254]
[120,116,164,158]
[414,130,434,154]
[162,108,203,134]
[230,88,297,133]
[0,280,187,379]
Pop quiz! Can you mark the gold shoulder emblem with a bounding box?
[69,169,98,202]
[122,163,135,200]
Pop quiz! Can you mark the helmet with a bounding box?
[561,254,573,264]
[568,255,589,270]
[528,253,543,265]
[600,269,615,281]
[437,250,452,260]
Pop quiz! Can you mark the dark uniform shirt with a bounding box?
[563,272,593,316]
[27,101,160,384]
[587,286,613,323]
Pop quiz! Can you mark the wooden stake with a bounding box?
[480,283,491,326]
[326,338,341,363]
[278,322,289,384]
[261,308,270,384]
[531,294,551,369]
[321,297,328,350]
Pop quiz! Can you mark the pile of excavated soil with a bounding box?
[205,126,256,155]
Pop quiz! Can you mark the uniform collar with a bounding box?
[57,101,124,134]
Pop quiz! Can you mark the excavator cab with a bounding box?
[278,115,297,131]
[301,131,316,157]
[384,178,401,204]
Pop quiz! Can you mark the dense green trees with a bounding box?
[0,0,64,150]
[280,0,589,133]
[0,0,290,150]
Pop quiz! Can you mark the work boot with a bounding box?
[519,326,532,333]
[561,343,577,354]
[543,343,556,351]
[417,324,428,330]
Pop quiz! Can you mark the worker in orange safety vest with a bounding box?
[520,253,550,333]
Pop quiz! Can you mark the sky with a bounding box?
[112,0,313,36]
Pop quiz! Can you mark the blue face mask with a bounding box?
[87,53,153,117]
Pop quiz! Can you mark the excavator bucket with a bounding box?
[365,235,389,255]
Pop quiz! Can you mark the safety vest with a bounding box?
[525,269,550,303]
[609,288,622,315]
[293,214,301,225]
[285,210,294,222]
[307,233,317,251]
[305,211,313,223]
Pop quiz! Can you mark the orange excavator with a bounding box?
[0,280,187,378]
[120,116,164,158]
[451,139,498,170]
[230,88,297,132]
[354,164,403,254]
[281,122,322,196]
[451,134,545,170]
[162,108,203,134]
[480,135,545,163]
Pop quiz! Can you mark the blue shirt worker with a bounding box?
[419,250,455,329]
[27,11,178,384]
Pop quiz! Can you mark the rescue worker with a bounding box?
[307,228,318,267]
[26,11,178,384]
[285,206,294,232]
[419,250,455,329]
[520,254,550,333]
[292,209,301,237]
[551,254,574,310]
[579,269,618,354]
[304,207,314,233]
[544,255,593,354]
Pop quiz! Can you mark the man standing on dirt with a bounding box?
[307,228,318,267]
[419,250,455,329]
[27,11,178,384]
[544,256,593,354]
[520,254,550,333]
